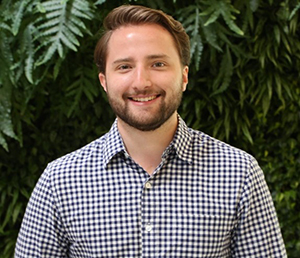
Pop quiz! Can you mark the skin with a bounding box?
[99,24,188,174]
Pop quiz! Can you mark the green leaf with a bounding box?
[0,132,8,152]
[0,84,17,150]
[194,99,202,120]
[273,25,281,45]
[0,188,19,230]
[12,202,23,224]
[213,119,223,138]
[180,7,203,70]
[241,123,253,144]
[224,107,231,140]
[204,9,220,26]
[36,2,46,13]
[201,20,222,51]
[24,25,35,83]
[250,0,260,12]
[36,41,59,65]
[94,0,106,5]
[199,5,215,17]
[262,94,271,116]
[289,2,300,20]
[210,47,233,96]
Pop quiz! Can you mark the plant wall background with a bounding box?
[0,0,299,257]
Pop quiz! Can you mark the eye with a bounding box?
[118,64,131,70]
[152,62,165,68]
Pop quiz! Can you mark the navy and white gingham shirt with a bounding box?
[15,116,287,257]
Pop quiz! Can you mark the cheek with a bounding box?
[105,77,130,97]
[108,72,133,86]
[164,76,185,93]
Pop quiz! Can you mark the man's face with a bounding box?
[99,24,188,131]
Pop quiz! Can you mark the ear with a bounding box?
[98,73,107,92]
[182,66,189,92]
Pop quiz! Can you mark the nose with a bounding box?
[132,65,152,90]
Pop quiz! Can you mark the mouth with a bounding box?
[129,95,160,102]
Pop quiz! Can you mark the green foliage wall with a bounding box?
[1,0,299,257]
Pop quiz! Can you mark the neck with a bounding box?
[117,113,178,175]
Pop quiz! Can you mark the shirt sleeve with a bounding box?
[232,157,287,257]
[15,167,68,258]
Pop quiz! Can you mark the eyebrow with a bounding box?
[112,54,171,65]
[112,58,133,65]
[147,54,171,60]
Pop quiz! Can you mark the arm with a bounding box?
[15,167,68,257]
[232,157,287,257]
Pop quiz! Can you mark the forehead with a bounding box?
[106,24,179,60]
[110,23,173,40]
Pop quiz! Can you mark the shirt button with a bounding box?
[145,182,152,189]
[145,223,153,232]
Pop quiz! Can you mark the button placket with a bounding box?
[145,181,152,189]
[141,178,156,256]
[145,222,153,232]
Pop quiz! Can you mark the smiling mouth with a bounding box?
[130,95,160,102]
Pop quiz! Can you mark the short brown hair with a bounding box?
[94,5,190,73]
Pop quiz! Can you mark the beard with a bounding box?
[106,81,184,131]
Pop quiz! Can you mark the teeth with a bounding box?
[131,96,157,102]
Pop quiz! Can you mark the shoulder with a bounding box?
[46,133,109,178]
[176,117,257,172]
[188,127,258,172]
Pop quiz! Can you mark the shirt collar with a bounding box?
[103,116,195,168]
[169,116,194,164]
[102,119,126,168]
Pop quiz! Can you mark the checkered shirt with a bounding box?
[15,116,287,257]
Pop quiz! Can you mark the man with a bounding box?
[15,5,287,257]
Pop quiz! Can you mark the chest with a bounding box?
[59,158,241,257]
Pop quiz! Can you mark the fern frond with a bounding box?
[67,22,84,37]
[0,22,10,31]
[191,7,200,37]
[199,5,215,16]
[35,0,94,66]
[219,1,244,35]
[210,46,233,96]
[177,5,196,27]
[190,32,198,59]
[0,31,13,68]
[204,9,220,26]
[94,0,106,5]
[36,41,60,65]
[191,9,203,70]
[0,84,18,146]
[200,16,222,51]
[35,18,60,31]
[41,0,65,10]
[177,6,203,70]
[182,12,200,33]
[23,25,35,84]
[199,0,244,36]
[11,0,32,36]
[69,15,89,30]
[65,66,99,117]
[60,30,79,51]
[192,34,203,70]
[70,0,94,20]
